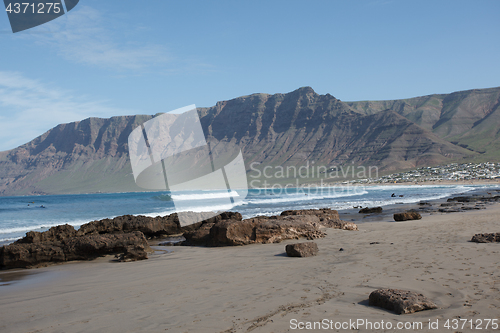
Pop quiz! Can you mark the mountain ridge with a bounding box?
[1,86,498,196]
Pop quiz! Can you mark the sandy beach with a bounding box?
[1,202,499,332]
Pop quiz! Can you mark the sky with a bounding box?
[0,0,499,151]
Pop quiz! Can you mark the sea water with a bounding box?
[0,184,494,243]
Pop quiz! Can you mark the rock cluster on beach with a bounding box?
[184,208,355,246]
[0,231,151,269]
[0,208,356,269]
[285,242,319,257]
[436,194,500,212]
[471,233,500,243]
[369,289,438,314]
[393,212,422,221]
[410,193,500,214]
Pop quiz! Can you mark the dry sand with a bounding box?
[1,205,499,332]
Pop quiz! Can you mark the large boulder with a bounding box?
[285,242,319,257]
[369,289,437,314]
[117,244,150,262]
[393,212,422,221]
[61,232,151,261]
[209,215,326,246]
[78,214,182,237]
[0,243,66,269]
[183,222,217,246]
[182,212,243,246]
[77,211,242,239]
[471,233,500,243]
[0,232,151,269]
[281,208,357,230]
[16,224,78,244]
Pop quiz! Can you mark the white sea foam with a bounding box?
[330,192,473,211]
[0,236,21,243]
[0,220,87,235]
[1,185,494,239]
[140,203,236,217]
[245,190,368,205]
[171,190,240,201]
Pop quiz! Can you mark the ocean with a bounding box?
[0,184,494,244]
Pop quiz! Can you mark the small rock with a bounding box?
[285,242,319,257]
[471,233,500,243]
[359,207,382,214]
[117,244,149,262]
[330,220,359,231]
[393,212,422,221]
[369,289,437,314]
[438,208,462,213]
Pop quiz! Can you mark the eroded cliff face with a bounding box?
[0,115,153,195]
[347,86,500,157]
[1,86,492,196]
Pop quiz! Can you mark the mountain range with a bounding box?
[0,86,499,195]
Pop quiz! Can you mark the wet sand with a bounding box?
[1,201,499,332]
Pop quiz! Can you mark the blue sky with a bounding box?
[0,0,499,151]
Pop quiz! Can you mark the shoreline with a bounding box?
[1,199,499,331]
[1,183,497,247]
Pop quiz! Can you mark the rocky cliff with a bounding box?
[1,86,498,195]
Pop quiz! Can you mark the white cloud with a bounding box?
[33,6,171,71]
[0,71,134,151]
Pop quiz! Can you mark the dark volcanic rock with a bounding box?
[281,208,358,230]
[78,214,182,238]
[471,233,500,243]
[181,212,242,233]
[0,243,66,269]
[209,215,326,246]
[439,205,485,213]
[369,289,438,314]
[61,232,151,261]
[461,205,485,210]
[0,208,358,269]
[1,232,151,269]
[438,208,462,213]
[285,242,319,257]
[393,212,422,221]
[359,207,383,214]
[440,202,457,207]
[181,212,243,246]
[117,244,149,262]
[185,209,357,246]
[281,208,339,218]
[183,222,216,246]
[447,196,477,203]
[16,224,78,244]
[447,195,500,205]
